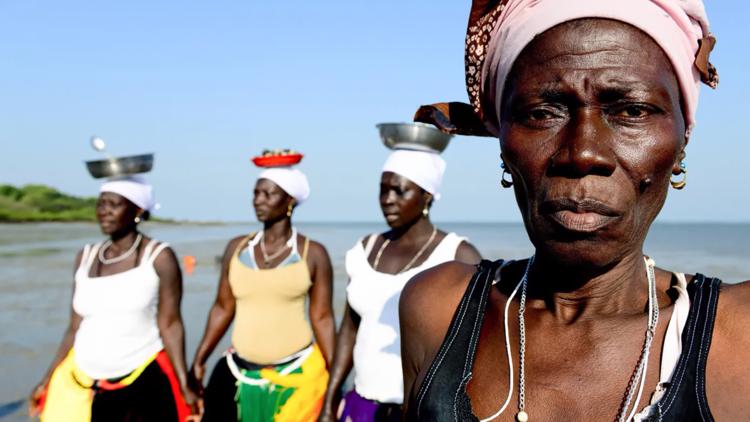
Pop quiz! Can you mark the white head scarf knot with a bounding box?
[258,168,311,205]
[100,175,157,211]
[382,149,447,200]
[483,0,712,137]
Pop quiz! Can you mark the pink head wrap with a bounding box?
[482,0,714,137]
[413,0,718,139]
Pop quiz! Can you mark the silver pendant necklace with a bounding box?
[372,226,437,274]
[483,256,659,422]
[98,233,143,265]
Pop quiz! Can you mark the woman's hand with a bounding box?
[28,380,47,417]
[316,406,337,422]
[189,362,206,394]
[181,383,203,422]
[317,397,343,422]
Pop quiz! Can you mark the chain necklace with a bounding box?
[258,230,294,267]
[619,257,660,422]
[483,256,659,422]
[98,233,143,265]
[373,226,438,274]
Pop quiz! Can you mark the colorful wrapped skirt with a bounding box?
[337,390,403,422]
[203,343,328,422]
[40,349,189,422]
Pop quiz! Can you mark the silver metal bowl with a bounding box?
[376,122,453,153]
[85,154,154,179]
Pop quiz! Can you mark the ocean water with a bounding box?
[0,221,748,419]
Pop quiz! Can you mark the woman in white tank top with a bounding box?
[28,176,198,421]
[319,149,482,422]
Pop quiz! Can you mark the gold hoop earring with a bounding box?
[286,204,294,217]
[500,162,513,188]
[422,206,429,218]
[670,162,687,190]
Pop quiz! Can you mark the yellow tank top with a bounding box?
[228,234,313,364]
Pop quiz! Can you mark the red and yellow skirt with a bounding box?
[40,349,190,422]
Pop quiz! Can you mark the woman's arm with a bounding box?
[189,237,242,390]
[28,250,84,416]
[706,279,750,420]
[318,302,361,422]
[400,262,476,418]
[153,245,199,412]
[306,240,336,366]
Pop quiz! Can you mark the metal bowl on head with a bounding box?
[376,122,453,153]
[85,154,154,179]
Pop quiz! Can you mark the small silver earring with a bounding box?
[422,207,429,217]
[134,216,141,224]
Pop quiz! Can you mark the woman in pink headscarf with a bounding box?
[401,0,748,421]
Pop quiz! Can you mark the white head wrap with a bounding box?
[100,175,156,211]
[258,168,311,204]
[382,149,447,200]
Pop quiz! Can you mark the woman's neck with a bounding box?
[526,251,653,322]
[263,218,293,243]
[108,229,140,252]
[388,217,435,245]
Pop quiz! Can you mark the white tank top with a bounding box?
[72,240,167,379]
[346,232,466,404]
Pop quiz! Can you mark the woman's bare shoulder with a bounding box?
[706,279,750,418]
[402,261,477,304]
[228,234,248,246]
[716,279,750,334]
[400,261,478,344]
[298,235,328,256]
[221,235,249,259]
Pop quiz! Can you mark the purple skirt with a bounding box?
[338,390,402,422]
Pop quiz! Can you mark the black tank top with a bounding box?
[411,260,722,421]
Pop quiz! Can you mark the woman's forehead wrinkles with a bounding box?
[515,71,665,97]
[531,49,658,72]
[507,20,676,104]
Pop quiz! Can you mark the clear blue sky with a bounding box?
[1,1,748,222]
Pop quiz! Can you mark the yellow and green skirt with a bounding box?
[203,344,328,422]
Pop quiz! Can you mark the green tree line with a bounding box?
[0,184,97,222]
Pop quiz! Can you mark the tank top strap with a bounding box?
[83,242,103,273]
[412,259,503,421]
[288,227,299,257]
[301,235,310,261]
[141,239,157,260]
[79,243,94,273]
[658,272,691,382]
[363,234,378,257]
[655,273,721,421]
[146,241,170,265]
[235,233,258,258]
[80,243,91,262]
[426,232,465,264]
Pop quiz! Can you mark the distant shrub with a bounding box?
[0,184,97,222]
